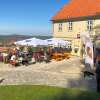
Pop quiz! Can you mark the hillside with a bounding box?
[0,35,52,46]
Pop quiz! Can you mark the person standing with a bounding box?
[84,45,94,79]
[95,51,100,92]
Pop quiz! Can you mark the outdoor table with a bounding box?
[63,53,71,59]
[52,53,63,61]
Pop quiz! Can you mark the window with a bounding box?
[77,34,80,39]
[68,22,73,31]
[87,20,93,31]
[58,23,62,32]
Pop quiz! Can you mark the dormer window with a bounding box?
[58,23,63,32]
[68,22,73,31]
[87,20,93,31]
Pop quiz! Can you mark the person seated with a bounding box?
[44,51,50,63]
[10,54,16,61]
[29,57,36,64]
[33,52,38,62]
[38,49,44,62]
[0,52,3,62]
[18,56,23,64]
[10,54,19,66]
[2,52,8,63]
[7,51,12,63]
[22,54,29,66]
[37,52,41,62]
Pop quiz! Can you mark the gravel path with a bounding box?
[0,57,96,91]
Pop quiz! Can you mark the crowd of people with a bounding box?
[0,46,72,66]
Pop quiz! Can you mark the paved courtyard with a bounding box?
[0,57,96,91]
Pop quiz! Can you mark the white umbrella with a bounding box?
[27,38,48,46]
[45,38,70,47]
[14,40,27,45]
[15,38,48,46]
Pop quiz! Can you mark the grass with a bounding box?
[0,85,100,100]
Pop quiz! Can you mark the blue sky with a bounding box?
[0,0,69,35]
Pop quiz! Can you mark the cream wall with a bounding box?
[94,19,100,35]
[53,19,100,38]
[53,19,100,56]
[94,19,100,26]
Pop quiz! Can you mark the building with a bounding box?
[52,0,100,56]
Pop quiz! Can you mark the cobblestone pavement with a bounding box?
[0,57,96,91]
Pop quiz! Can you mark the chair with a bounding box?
[52,53,63,61]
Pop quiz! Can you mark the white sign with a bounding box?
[80,32,94,69]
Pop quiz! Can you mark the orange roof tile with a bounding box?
[52,0,100,21]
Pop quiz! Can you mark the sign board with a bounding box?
[80,32,94,69]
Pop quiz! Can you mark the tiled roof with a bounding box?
[52,0,100,21]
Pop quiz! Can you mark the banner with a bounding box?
[80,32,94,69]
